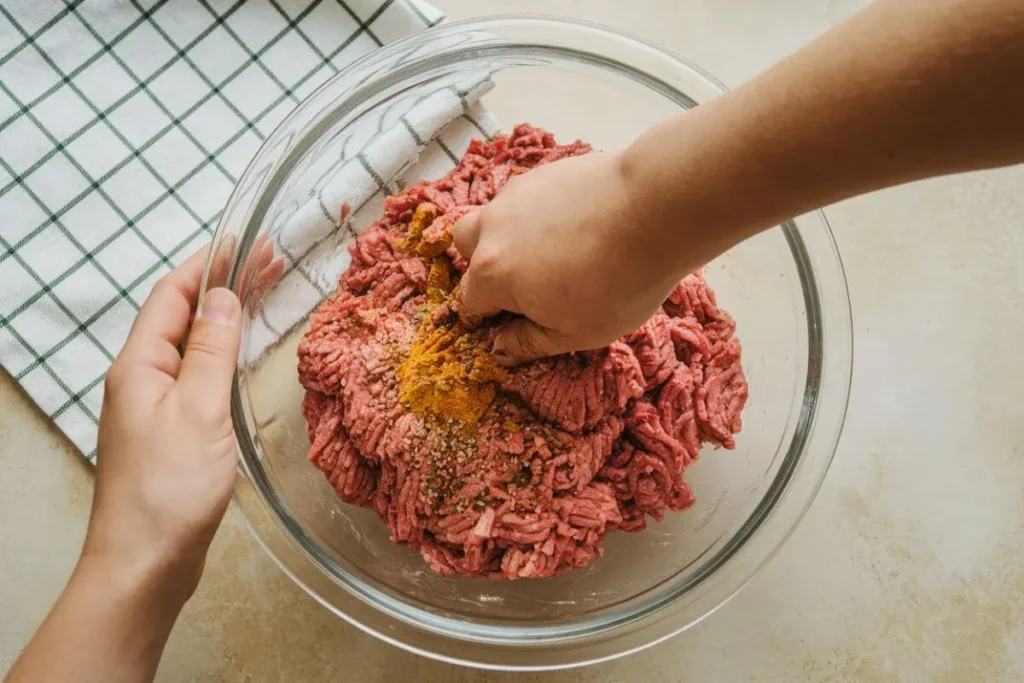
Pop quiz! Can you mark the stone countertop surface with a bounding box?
[2,1,1023,681]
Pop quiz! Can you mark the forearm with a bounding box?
[623,0,1024,272]
[5,246,240,682]
[4,556,186,683]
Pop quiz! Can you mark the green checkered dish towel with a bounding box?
[0,0,499,462]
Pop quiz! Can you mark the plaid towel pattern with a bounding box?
[243,57,497,358]
[0,0,490,461]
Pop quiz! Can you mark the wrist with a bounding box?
[619,106,777,276]
[47,552,188,676]
[78,538,203,610]
[613,146,711,283]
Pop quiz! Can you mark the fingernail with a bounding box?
[199,288,239,325]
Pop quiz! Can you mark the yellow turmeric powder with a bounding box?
[398,320,506,424]
[396,203,507,424]
[397,202,438,253]
[425,255,453,304]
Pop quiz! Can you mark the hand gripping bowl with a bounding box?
[200,16,852,671]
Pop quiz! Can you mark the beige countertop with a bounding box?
[3,1,1023,681]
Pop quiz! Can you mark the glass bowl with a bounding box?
[201,16,852,671]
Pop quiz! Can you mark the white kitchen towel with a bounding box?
[247,74,497,357]
[0,0,495,461]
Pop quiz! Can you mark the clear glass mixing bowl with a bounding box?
[200,16,853,671]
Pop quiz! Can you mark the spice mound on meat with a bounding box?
[297,124,748,579]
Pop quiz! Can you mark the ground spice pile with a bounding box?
[394,204,507,426]
[297,124,749,579]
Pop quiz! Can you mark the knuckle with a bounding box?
[186,400,231,432]
[452,210,476,235]
[471,247,501,275]
[104,361,127,392]
[150,275,175,299]
[457,276,478,304]
[185,337,231,361]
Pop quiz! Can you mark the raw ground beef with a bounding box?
[297,124,748,579]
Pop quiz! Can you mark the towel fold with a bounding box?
[0,0,495,461]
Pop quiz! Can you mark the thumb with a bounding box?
[453,210,507,318]
[492,318,574,366]
[458,270,503,319]
[452,209,481,258]
[178,287,242,417]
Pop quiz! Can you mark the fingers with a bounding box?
[237,234,272,303]
[453,210,509,318]
[491,318,576,366]
[120,246,210,375]
[176,287,242,419]
[249,256,286,312]
[452,210,481,258]
[206,235,237,291]
[458,271,504,318]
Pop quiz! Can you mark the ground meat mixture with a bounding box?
[297,124,748,579]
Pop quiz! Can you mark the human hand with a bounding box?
[84,245,241,604]
[452,152,687,364]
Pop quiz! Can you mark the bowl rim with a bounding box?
[207,13,854,670]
